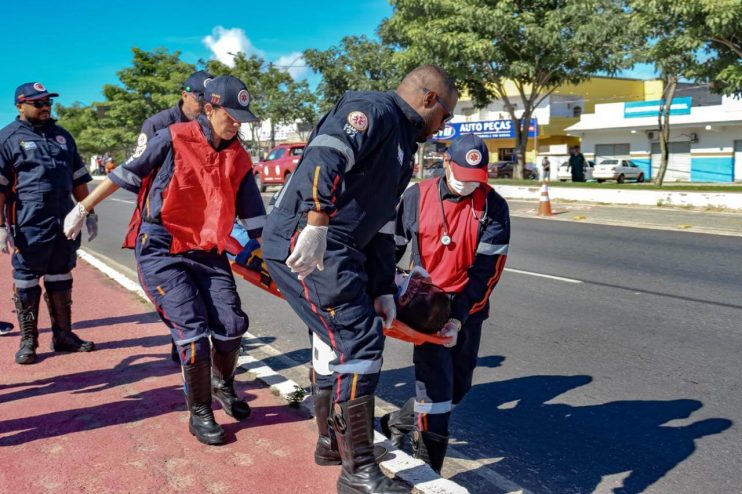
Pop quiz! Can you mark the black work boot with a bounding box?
[380,397,415,450]
[412,430,449,473]
[45,290,94,352]
[184,359,225,445]
[13,294,40,365]
[212,347,251,420]
[335,395,410,494]
[314,387,387,466]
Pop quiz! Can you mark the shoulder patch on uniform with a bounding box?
[55,135,66,145]
[347,111,369,132]
[466,150,482,166]
[20,140,37,150]
[137,133,147,147]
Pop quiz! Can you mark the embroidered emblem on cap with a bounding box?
[465,149,482,166]
[211,94,222,105]
[33,82,46,92]
[203,78,213,87]
[347,111,368,132]
[137,133,147,147]
[237,89,250,107]
[56,135,66,145]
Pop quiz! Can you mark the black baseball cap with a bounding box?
[204,75,258,123]
[184,70,213,98]
[448,134,489,183]
[15,82,59,104]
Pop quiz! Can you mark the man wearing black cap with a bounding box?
[262,64,458,493]
[126,69,213,363]
[63,75,266,445]
[0,82,97,365]
[381,134,510,474]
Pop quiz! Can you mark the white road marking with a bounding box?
[110,198,136,204]
[505,267,583,284]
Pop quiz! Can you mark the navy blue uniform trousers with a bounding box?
[135,224,248,364]
[266,235,385,403]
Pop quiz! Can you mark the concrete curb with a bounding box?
[494,184,742,210]
[77,248,467,494]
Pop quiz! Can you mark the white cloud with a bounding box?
[202,26,263,67]
[274,52,309,80]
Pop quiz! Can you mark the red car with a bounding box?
[252,143,306,192]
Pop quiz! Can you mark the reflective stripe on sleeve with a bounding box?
[112,166,142,189]
[476,242,509,256]
[330,358,382,375]
[306,135,356,172]
[414,400,453,414]
[73,168,89,179]
[378,220,395,235]
[239,215,267,231]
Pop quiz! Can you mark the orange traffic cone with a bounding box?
[537,180,553,217]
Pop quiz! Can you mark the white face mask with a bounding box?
[446,167,479,196]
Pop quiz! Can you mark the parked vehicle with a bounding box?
[557,160,596,181]
[252,142,306,192]
[489,161,538,179]
[593,159,645,183]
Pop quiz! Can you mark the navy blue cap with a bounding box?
[184,70,213,98]
[204,75,258,123]
[448,134,489,183]
[15,82,59,104]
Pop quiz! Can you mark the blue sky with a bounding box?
[0,0,656,125]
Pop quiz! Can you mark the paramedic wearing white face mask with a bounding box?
[383,133,511,473]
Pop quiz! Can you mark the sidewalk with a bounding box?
[508,197,742,237]
[0,259,339,493]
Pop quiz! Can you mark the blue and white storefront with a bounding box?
[566,96,742,182]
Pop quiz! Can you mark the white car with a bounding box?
[557,160,595,181]
[593,159,645,183]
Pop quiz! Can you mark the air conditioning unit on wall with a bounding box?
[646,131,655,140]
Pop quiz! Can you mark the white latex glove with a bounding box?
[374,294,396,329]
[438,319,462,348]
[85,213,98,242]
[64,203,88,240]
[0,226,14,254]
[285,225,328,280]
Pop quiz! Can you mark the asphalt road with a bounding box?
[85,185,741,494]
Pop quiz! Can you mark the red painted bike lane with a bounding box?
[0,257,338,493]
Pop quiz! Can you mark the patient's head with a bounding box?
[396,269,451,334]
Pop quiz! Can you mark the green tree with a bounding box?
[383,0,636,178]
[56,48,195,163]
[303,35,403,112]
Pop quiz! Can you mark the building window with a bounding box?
[573,106,582,117]
[499,148,515,162]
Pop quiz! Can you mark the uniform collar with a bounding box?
[175,100,190,123]
[390,91,425,138]
[196,114,234,151]
[439,176,465,202]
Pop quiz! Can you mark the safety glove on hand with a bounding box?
[0,226,14,254]
[85,213,98,242]
[374,294,396,329]
[285,225,328,280]
[438,318,462,348]
[63,203,89,240]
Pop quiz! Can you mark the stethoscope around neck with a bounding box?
[436,176,488,246]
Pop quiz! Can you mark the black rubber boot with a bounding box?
[212,347,251,420]
[45,290,94,352]
[380,397,415,450]
[335,395,410,494]
[314,387,387,466]
[13,294,40,365]
[184,359,225,445]
[412,430,449,473]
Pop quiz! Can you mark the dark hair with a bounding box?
[397,288,451,334]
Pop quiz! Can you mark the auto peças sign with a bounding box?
[433,119,538,141]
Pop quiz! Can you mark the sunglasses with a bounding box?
[421,87,453,124]
[23,99,53,108]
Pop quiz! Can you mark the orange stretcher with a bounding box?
[230,261,450,346]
